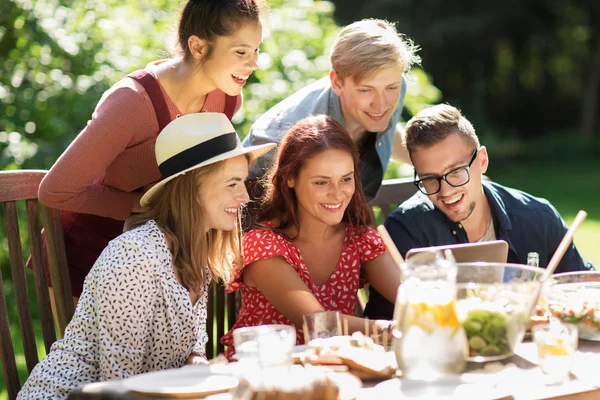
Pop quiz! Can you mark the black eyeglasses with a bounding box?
[413,149,479,195]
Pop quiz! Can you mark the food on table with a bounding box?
[336,347,397,380]
[529,301,551,329]
[462,309,510,357]
[455,287,532,361]
[232,367,340,400]
[304,333,397,380]
[546,284,600,340]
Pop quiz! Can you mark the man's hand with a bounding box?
[392,124,412,165]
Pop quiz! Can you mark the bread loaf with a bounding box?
[231,367,339,400]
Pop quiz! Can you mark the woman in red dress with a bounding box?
[221,115,401,358]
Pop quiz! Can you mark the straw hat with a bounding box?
[140,112,275,206]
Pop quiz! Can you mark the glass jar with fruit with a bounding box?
[392,250,469,379]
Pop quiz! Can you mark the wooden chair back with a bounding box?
[206,284,237,359]
[353,178,417,314]
[0,170,74,400]
[368,177,417,225]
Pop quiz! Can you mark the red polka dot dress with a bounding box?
[221,224,386,359]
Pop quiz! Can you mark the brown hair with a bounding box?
[259,115,372,239]
[404,104,480,153]
[126,161,242,294]
[177,0,266,61]
[330,19,420,82]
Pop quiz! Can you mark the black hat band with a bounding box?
[158,132,237,178]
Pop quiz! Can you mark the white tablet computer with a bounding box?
[405,240,509,263]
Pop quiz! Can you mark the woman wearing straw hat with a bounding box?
[31,0,266,303]
[17,113,275,400]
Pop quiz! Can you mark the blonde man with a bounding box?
[244,19,420,199]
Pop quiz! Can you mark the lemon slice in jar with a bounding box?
[406,301,460,335]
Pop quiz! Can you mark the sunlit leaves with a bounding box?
[0,0,439,169]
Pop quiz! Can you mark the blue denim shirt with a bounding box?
[364,180,594,320]
[243,75,407,199]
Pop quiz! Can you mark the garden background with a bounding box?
[0,0,598,397]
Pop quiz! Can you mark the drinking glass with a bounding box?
[532,322,578,384]
[302,311,342,343]
[233,324,296,370]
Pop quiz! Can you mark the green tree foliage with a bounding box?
[332,0,599,141]
[0,0,439,171]
[0,0,174,171]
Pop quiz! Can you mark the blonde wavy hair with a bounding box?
[125,161,242,294]
[330,19,420,82]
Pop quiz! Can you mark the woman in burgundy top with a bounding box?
[35,0,266,302]
[221,115,402,358]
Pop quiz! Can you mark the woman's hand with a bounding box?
[186,353,209,365]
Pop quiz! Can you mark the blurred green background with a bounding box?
[0,0,598,397]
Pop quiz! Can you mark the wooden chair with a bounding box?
[354,178,417,314]
[206,284,237,359]
[368,177,417,225]
[0,170,74,400]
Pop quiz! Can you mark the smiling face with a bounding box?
[199,20,262,96]
[198,155,250,231]
[287,149,356,227]
[331,65,403,135]
[411,132,489,224]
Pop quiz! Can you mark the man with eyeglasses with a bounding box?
[364,104,594,320]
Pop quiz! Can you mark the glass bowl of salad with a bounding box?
[454,263,543,362]
[545,271,600,341]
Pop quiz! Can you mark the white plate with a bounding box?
[368,376,510,399]
[121,365,238,398]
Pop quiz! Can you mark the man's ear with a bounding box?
[479,146,489,174]
[188,35,208,61]
[330,69,344,96]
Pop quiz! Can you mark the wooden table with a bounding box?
[68,341,600,400]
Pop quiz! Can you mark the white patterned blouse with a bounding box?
[18,220,211,400]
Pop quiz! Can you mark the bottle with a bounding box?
[527,252,540,268]
[528,251,548,319]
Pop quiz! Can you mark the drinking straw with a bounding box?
[529,210,587,315]
[543,210,587,281]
